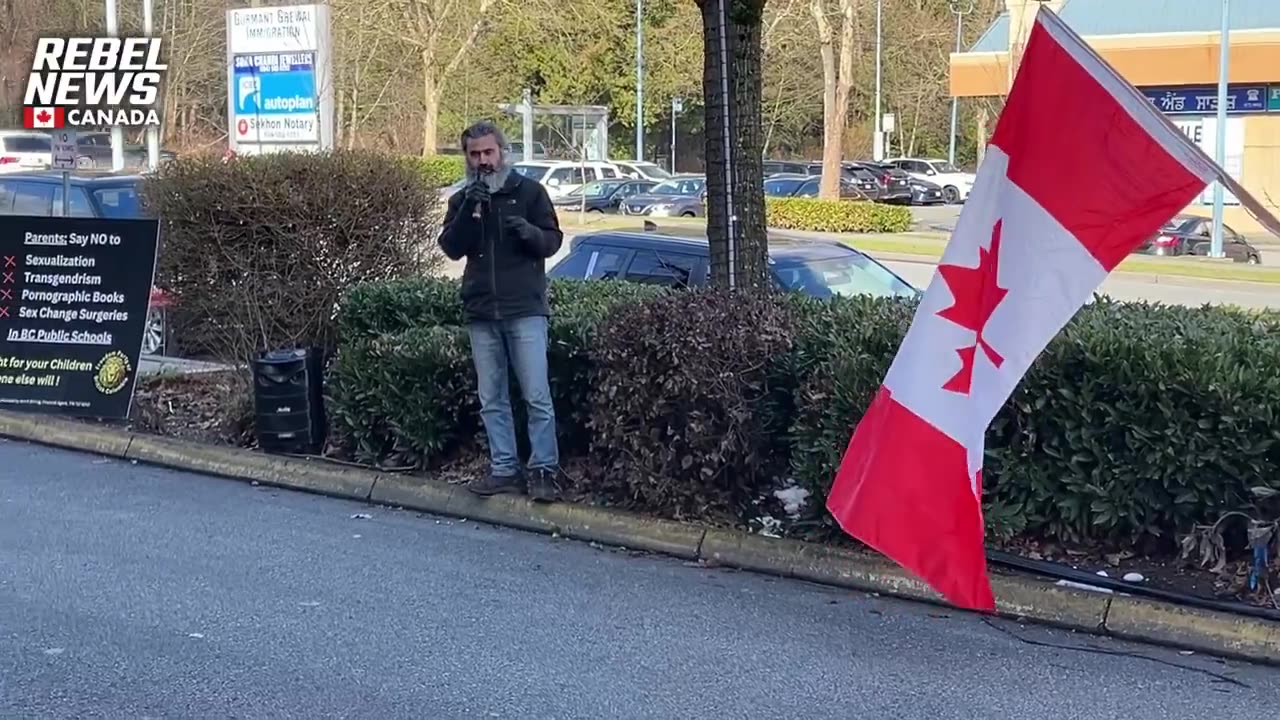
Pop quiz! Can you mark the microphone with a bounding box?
[471,170,492,220]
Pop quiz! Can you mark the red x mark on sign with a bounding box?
[0,289,11,300]
[2,257,14,268]
[0,307,10,318]
[2,272,12,284]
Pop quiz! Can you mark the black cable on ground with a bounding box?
[986,549,1280,622]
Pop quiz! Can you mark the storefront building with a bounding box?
[951,0,1280,234]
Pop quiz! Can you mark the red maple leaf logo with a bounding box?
[935,219,1009,395]
[36,109,50,124]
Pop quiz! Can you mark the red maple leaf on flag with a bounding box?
[36,109,51,124]
[935,219,1009,394]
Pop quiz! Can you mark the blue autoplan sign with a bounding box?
[1141,85,1269,115]
[232,52,318,142]
[226,4,333,153]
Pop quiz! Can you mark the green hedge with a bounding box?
[401,154,466,187]
[766,198,912,233]
[327,277,1280,546]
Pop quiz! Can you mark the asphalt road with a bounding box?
[2,440,1278,719]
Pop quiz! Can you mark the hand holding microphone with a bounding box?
[466,173,492,220]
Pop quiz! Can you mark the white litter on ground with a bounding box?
[1056,580,1114,594]
[773,485,811,518]
[1123,572,1146,583]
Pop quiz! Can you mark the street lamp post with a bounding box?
[670,97,682,173]
[635,0,644,162]
[873,0,883,160]
[947,0,975,167]
[1210,0,1231,259]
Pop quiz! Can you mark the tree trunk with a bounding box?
[812,0,839,200]
[698,0,769,291]
[421,51,439,157]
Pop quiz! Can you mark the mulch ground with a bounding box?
[124,372,1279,611]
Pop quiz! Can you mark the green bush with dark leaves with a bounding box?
[328,277,665,466]
[766,198,912,233]
[328,274,1280,546]
[141,150,442,362]
[588,290,795,520]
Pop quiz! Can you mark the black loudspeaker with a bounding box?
[253,347,326,455]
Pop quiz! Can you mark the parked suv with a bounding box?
[547,224,919,299]
[0,171,174,355]
[511,160,624,199]
[0,131,52,174]
[887,157,976,204]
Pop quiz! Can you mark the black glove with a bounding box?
[464,183,490,214]
[503,215,539,242]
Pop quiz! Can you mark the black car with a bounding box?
[845,161,913,204]
[553,178,656,213]
[906,176,946,205]
[547,224,919,300]
[764,160,881,199]
[1138,214,1262,263]
[619,176,707,217]
[0,171,174,354]
[763,174,871,201]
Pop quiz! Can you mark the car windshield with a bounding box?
[764,178,804,195]
[631,162,670,179]
[1163,216,1201,233]
[512,164,548,179]
[774,255,917,300]
[649,178,703,195]
[3,135,50,152]
[92,185,145,219]
[932,161,960,173]
[568,181,616,198]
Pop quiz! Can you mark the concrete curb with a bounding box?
[1,412,1276,666]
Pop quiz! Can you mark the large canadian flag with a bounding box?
[826,8,1280,610]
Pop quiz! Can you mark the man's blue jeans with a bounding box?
[467,316,559,477]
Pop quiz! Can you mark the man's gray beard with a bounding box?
[467,164,509,193]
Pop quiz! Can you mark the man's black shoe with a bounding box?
[528,468,563,503]
[467,472,525,497]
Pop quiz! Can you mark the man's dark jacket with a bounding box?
[438,172,564,323]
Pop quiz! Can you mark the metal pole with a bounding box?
[1210,0,1230,259]
[106,0,124,171]
[948,1,972,167]
[670,101,676,173]
[635,0,644,161]
[716,0,735,289]
[522,88,533,163]
[873,0,883,161]
[62,171,70,215]
[144,0,159,171]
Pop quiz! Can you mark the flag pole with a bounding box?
[1210,0,1230,258]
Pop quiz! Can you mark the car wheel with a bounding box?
[1247,255,1260,265]
[142,306,168,356]
[943,186,960,204]
[681,211,696,217]
[587,207,603,213]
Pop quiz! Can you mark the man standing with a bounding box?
[438,121,564,501]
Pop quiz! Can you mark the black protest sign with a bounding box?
[0,215,159,419]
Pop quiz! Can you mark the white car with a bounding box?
[886,157,976,204]
[611,160,672,183]
[511,160,625,199]
[0,131,52,174]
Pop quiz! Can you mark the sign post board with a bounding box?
[0,216,160,419]
[51,130,78,216]
[226,4,334,155]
